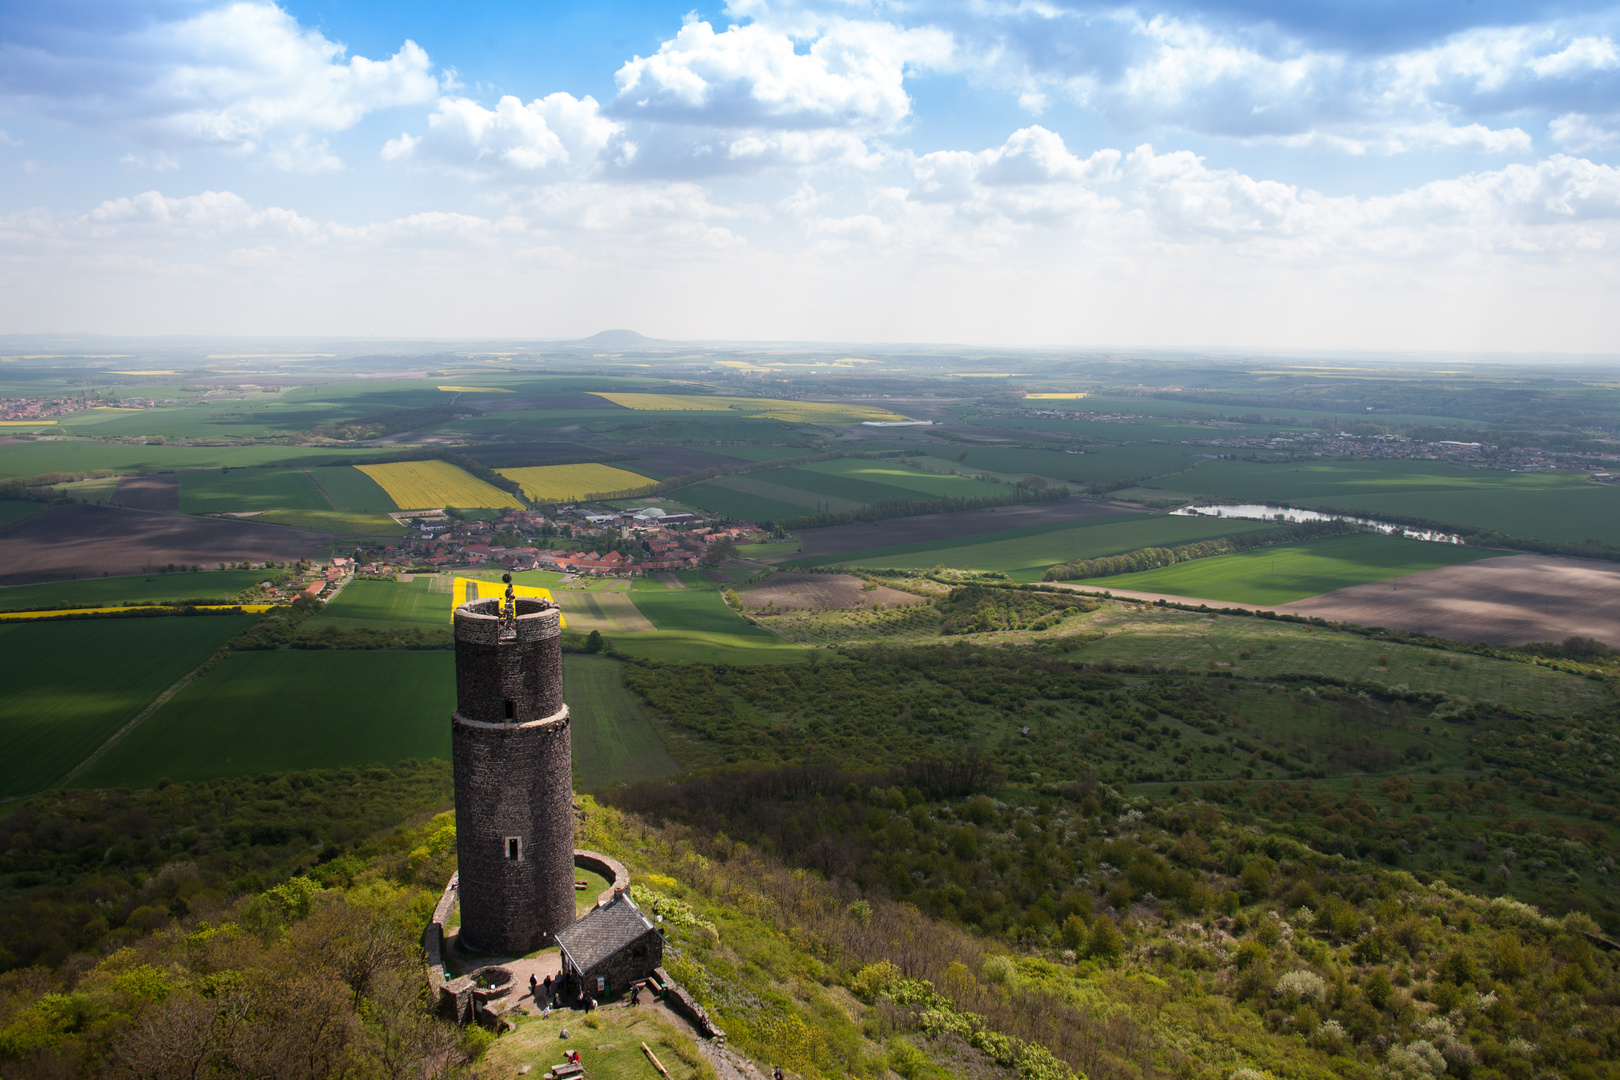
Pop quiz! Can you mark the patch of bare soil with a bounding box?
[1278,553,1620,647]
[111,472,179,512]
[788,498,1145,560]
[739,572,927,612]
[0,502,335,585]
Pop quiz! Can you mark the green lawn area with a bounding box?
[177,467,331,514]
[304,577,452,630]
[76,650,456,788]
[0,569,270,612]
[1148,459,1620,547]
[1088,533,1500,605]
[799,515,1281,576]
[0,614,259,796]
[307,465,398,512]
[563,655,679,790]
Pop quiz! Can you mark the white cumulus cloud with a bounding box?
[0,1,441,170]
[613,16,951,131]
[383,94,625,180]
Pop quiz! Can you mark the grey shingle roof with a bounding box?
[556,894,656,972]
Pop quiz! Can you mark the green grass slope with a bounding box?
[1089,533,1501,605]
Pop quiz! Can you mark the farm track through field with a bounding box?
[55,656,215,788]
[302,467,340,510]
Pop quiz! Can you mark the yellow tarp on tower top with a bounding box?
[450,577,565,627]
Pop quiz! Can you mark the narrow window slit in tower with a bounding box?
[505,837,521,861]
[504,699,516,719]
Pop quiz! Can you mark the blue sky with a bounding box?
[1,0,1618,349]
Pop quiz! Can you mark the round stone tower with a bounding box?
[451,595,576,955]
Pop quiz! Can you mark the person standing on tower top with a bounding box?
[502,572,517,625]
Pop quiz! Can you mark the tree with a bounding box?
[702,537,737,566]
[1085,917,1122,962]
[585,630,604,653]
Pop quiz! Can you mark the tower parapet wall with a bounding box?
[451,597,576,955]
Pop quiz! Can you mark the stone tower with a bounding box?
[451,596,576,955]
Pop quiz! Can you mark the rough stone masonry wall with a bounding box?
[580,927,664,997]
[452,598,576,955]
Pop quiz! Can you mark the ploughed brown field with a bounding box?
[1062,553,1620,647]
[0,503,334,585]
[786,498,1146,559]
[1279,554,1620,646]
[739,572,927,612]
[111,472,179,512]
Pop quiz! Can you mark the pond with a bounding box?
[1170,503,1466,544]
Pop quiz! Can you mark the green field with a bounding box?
[0,500,45,528]
[773,460,1007,502]
[75,650,456,788]
[678,481,809,523]
[307,465,398,512]
[177,467,331,514]
[924,444,1193,486]
[67,640,684,790]
[0,615,259,796]
[304,577,452,630]
[1089,533,1501,605]
[1059,608,1610,717]
[1148,459,1620,547]
[799,514,1281,576]
[0,569,271,611]
[621,581,807,664]
[0,442,377,480]
[564,655,679,789]
[252,510,407,534]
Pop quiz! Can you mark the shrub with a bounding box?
[1275,970,1327,1006]
[1378,1040,1446,1080]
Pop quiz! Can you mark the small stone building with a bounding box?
[555,893,664,997]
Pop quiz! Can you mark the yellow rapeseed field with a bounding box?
[1024,392,1088,400]
[588,392,909,424]
[496,463,652,502]
[356,461,523,509]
